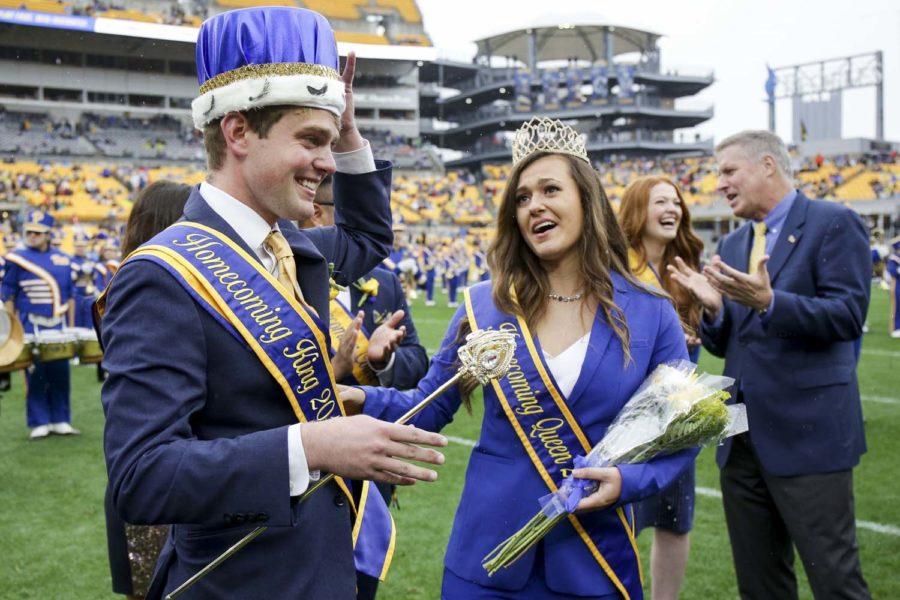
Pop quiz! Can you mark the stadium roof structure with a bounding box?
[474,23,660,65]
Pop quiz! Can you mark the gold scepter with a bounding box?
[166,328,516,600]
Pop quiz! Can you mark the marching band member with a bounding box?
[888,236,900,338]
[70,233,97,329]
[420,240,438,306]
[2,211,77,439]
[98,8,445,599]
[343,117,693,599]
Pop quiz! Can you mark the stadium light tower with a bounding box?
[766,51,884,141]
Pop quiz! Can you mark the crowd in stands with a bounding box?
[5,0,432,44]
[1,106,897,229]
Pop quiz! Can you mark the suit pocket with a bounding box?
[792,364,852,389]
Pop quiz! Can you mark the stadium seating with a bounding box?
[335,31,389,45]
[300,0,361,21]
[0,0,68,13]
[375,0,422,23]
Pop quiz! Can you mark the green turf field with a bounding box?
[0,284,897,598]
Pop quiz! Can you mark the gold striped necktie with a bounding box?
[263,230,306,303]
[749,221,767,275]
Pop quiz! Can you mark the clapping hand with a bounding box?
[333,51,365,153]
[332,310,363,381]
[367,309,407,370]
[703,255,773,312]
[668,257,724,317]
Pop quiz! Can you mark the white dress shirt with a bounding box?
[199,141,377,496]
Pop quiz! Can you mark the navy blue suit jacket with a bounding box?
[701,192,869,476]
[100,164,392,599]
[344,266,427,390]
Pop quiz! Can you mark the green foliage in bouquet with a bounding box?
[483,385,733,576]
[617,390,731,464]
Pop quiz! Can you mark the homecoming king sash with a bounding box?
[329,296,379,386]
[104,222,395,581]
[464,284,642,599]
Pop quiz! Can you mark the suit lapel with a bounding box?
[566,273,631,406]
[764,193,808,285]
[280,225,329,318]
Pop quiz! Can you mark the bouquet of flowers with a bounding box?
[482,361,747,575]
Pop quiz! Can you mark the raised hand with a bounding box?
[331,310,364,381]
[668,256,723,316]
[301,414,447,486]
[367,309,406,370]
[333,51,365,153]
[703,255,773,312]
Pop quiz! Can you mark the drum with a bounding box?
[74,328,103,364]
[0,335,33,372]
[35,331,77,362]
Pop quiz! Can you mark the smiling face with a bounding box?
[514,154,584,264]
[238,108,339,223]
[643,182,683,245]
[716,144,771,220]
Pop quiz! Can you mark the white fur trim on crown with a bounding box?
[191,73,345,130]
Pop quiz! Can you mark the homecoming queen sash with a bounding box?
[464,285,642,600]
[105,222,395,581]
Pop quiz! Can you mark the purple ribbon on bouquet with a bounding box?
[539,455,605,515]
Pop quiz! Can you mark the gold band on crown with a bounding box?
[199,62,341,95]
[512,117,589,166]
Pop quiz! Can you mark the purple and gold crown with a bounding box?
[192,7,345,130]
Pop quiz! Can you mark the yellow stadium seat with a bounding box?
[376,0,422,22]
[301,0,360,20]
[335,31,389,45]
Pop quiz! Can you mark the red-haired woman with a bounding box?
[618,175,704,600]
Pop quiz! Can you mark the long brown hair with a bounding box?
[122,181,191,256]
[618,175,704,332]
[488,152,635,353]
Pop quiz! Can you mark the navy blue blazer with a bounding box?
[100,164,392,600]
[701,192,870,477]
[343,266,427,390]
[362,276,694,596]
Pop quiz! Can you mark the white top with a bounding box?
[542,331,590,398]
[198,141,376,497]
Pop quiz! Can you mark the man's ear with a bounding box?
[761,154,778,178]
[311,203,325,227]
[220,113,252,159]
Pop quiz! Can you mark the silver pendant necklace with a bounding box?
[548,291,583,302]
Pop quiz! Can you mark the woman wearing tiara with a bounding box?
[343,118,695,599]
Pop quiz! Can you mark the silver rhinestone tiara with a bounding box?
[511,117,590,167]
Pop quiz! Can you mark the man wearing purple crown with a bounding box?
[98,7,447,599]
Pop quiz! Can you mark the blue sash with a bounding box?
[103,222,395,580]
[464,285,642,599]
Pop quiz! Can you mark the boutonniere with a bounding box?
[354,277,379,307]
[327,262,346,300]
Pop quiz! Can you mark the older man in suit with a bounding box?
[99,8,446,599]
[671,130,870,599]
